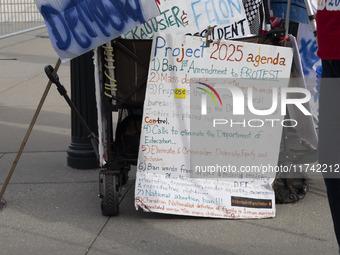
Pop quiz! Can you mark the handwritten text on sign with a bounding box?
[35,0,159,62]
[123,0,250,40]
[135,33,293,218]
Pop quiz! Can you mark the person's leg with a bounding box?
[318,59,340,250]
[323,178,340,249]
[319,60,340,168]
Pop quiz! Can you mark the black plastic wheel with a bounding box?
[101,174,119,216]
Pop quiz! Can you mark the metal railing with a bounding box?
[0,0,45,38]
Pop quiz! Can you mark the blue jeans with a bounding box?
[318,59,340,250]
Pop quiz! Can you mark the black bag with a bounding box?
[273,170,309,203]
[115,114,142,162]
[113,39,152,103]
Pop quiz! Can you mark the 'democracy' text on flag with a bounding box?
[35,0,159,62]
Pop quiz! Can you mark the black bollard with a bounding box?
[67,51,99,169]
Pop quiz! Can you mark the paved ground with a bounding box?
[0,28,339,255]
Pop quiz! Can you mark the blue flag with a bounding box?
[270,0,309,24]
[35,0,159,62]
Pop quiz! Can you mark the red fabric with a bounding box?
[316,2,340,60]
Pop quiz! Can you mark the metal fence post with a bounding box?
[0,0,45,39]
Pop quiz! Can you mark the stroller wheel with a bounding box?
[100,174,119,216]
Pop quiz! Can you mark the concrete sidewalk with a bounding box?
[0,28,338,255]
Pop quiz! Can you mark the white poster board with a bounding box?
[135,33,293,218]
[122,0,250,40]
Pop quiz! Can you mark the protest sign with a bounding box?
[135,33,293,218]
[122,0,250,40]
[286,35,318,149]
[34,0,159,62]
[297,23,320,127]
